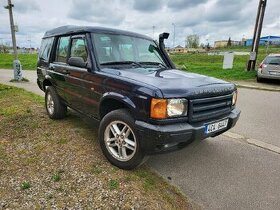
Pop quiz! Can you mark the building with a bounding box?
[245,36,280,46]
[166,45,186,53]
[214,40,241,48]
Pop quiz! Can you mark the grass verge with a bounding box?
[0,53,37,70]
[171,46,280,80]
[0,84,194,209]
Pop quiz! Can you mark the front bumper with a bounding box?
[135,108,241,154]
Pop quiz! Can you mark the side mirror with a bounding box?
[68,57,87,68]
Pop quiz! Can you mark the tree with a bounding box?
[185,34,200,48]
[227,37,232,47]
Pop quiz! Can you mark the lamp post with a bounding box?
[5,0,22,80]
[172,23,175,49]
[152,25,155,39]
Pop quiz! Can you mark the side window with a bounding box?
[39,37,54,61]
[55,36,70,63]
[70,38,88,62]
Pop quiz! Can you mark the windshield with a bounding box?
[92,33,167,70]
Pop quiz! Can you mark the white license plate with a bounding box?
[205,119,228,134]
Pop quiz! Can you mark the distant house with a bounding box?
[214,40,241,48]
[166,45,186,53]
[245,36,280,46]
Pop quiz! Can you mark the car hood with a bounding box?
[104,68,236,98]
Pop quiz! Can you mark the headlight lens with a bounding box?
[150,98,188,119]
[232,91,238,106]
[167,99,188,117]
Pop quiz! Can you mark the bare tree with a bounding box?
[185,34,200,48]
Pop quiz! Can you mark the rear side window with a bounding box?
[70,38,88,62]
[55,36,70,63]
[39,37,54,61]
[264,56,280,65]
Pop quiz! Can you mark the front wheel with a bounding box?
[98,109,147,170]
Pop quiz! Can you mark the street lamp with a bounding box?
[4,0,22,80]
[172,23,175,49]
[152,26,155,39]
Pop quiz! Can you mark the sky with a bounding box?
[0,0,279,48]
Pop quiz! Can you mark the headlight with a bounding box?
[150,98,188,119]
[167,99,188,117]
[232,91,238,106]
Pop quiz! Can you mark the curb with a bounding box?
[235,84,280,92]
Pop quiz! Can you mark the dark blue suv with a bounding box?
[37,26,240,169]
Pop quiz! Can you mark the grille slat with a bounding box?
[189,94,233,122]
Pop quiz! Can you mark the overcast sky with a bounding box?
[0,0,279,48]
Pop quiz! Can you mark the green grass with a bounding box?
[0,53,37,70]
[171,45,280,80]
[20,181,31,190]
[109,179,119,190]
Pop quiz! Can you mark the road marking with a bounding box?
[247,138,280,154]
[223,131,244,139]
[222,131,280,155]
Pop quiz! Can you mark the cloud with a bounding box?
[13,0,40,13]
[133,0,163,12]
[0,0,279,48]
[167,0,208,10]
[205,0,249,23]
[68,0,125,25]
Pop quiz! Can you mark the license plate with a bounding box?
[269,71,280,75]
[205,119,228,134]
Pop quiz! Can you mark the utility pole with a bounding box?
[247,0,267,71]
[172,23,175,49]
[152,26,155,40]
[5,0,22,80]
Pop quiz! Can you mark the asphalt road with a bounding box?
[1,69,280,209]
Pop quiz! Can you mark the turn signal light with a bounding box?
[150,98,167,119]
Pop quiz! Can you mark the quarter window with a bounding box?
[39,37,54,61]
[56,36,70,63]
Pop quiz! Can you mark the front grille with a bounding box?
[189,94,233,122]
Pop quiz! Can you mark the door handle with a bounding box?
[49,65,55,70]
[62,69,70,74]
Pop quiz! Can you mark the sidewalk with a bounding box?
[0,69,44,96]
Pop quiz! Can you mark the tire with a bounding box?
[45,86,67,119]
[98,109,147,170]
[256,75,263,83]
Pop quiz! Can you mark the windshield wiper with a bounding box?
[139,62,168,69]
[100,61,143,67]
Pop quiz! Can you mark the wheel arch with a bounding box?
[99,92,136,119]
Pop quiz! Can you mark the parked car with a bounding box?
[37,26,240,169]
[257,54,280,82]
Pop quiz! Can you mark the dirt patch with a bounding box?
[0,84,195,209]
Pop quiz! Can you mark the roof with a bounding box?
[43,25,152,40]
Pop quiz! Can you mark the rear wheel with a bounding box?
[45,86,67,119]
[99,109,147,170]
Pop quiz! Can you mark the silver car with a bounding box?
[257,54,280,82]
